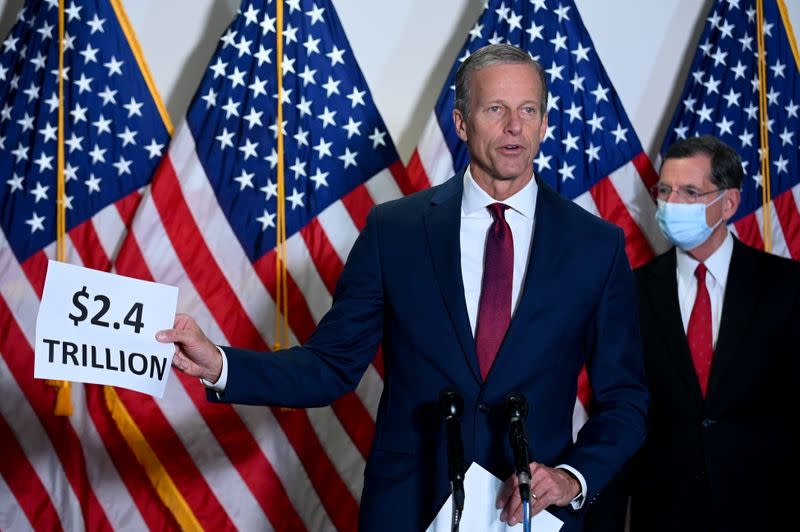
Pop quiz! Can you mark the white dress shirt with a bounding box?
[675,231,734,346]
[460,168,586,509]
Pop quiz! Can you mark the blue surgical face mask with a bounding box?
[656,191,727,250]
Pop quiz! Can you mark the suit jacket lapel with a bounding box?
[642,248,705,405]
[707,238,758,402]
[424,174,482,383]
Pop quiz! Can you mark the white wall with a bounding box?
[2,0,799,164]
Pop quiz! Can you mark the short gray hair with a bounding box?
[454,43,548,120]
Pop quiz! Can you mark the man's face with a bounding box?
[453,63,547,192]
[658,153,730,227]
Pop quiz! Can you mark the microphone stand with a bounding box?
[439,387,465,532]
[505,392,531,532]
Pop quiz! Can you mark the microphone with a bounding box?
[505,392,531,504]
[439,387,465,530]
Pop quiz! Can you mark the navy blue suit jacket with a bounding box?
[214,171,648,531]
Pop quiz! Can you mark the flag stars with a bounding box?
[571,43,591,63]
[260,13,276,35]
[730,60,747,79]
[16,112,35,132]
[145,139,164,159]
[347,87,366,108]
[738,129,754,147]
[71,103,88,123]
[738,32,753,52]
[298,65,317,86]
[75,73,92,93]
[30,181,49,202]
[318,106,337,128]
[50,65,69,81]
[87,13,105,34]
[261,179,277,199]
[343,117,362,138]
[222,98,240,119]
[585,143,601,162]
[369,127,387,148]
[297,95,313,117]
[93,114,112,135]
[306,4,325,24]
[64,163,78,182]
[284,24,299,44]
[123,97,143,117]
[104,55,124,76]
[293,126,309,146]
[269,119,288,137]
[611,123,628,144]
[220,28,237,48]
[785,100,799,118]
[310,168,329,189]
[65,2,82,21]
[703,75,720,94]
[7,173,24,193]
[507,12,523,32]
[65,132,84,152]
[99,85,117,105]
[210,57,227,78]
[234,35,252,57]
[249,76,268,97]
[469,22,484,41]
[282,54,296,75]
[113,156,132,176]
[546,61,564,82]
[562,132,580,152]
[11,142,29,162]
[89,144,106,163]
[495,2,510,21]
[326,45,345,66]
[244,108,263,129]
[554,3,571,22]
[201,88,217,108]
[550,31,568,53]
[239,138,259,160]
[722,88,740,107]
[289,157,307,179]
[287,188,305,210]
[234,169,255,190]
[322,76,341,96]
[587,112,605,132]
[256,209,276,230]
[228,66,246,88]
[303,35,321,56]
[338,147,358,168]
[716,116,734,136]
[36,21,54,40]
[85,173,102,193]
[80,43,99,63]
[564,102,582,123]
[558,160,576,182]
[718,19,734,39]
[534,151,552,172]
[674,123,689,139]
[774,155,789,174]
[697,104,713,123]
[242,4,259,25]
[26,212,45,233]
[779,127,794,146]
[255,45,272,66]
[216,128,234,149]
[591,83,609,103]
[117,127,138,147]
[766,87,780,106]
[313,137,332,158]
[710,48,727,67]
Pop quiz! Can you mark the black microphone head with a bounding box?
[505,392,528,420]
[438,386,463,419]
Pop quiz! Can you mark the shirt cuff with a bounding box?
[555,464,586,510]
[199,345,228,392]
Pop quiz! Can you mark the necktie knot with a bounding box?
[487,202,509,222]
[694,262,707,282]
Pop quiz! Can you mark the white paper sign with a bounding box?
[426,463,563,532]
[34,260,178,397]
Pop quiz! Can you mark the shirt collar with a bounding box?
[676,231,734,288]
[461,166,538,219]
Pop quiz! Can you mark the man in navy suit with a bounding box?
[158,43,648,531]
[623,135,800,532]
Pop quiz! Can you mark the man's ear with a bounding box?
[722,188,741,221]
[453,109,468,142]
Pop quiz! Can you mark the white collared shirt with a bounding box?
[460,167,537,334]
[675,232,734,347]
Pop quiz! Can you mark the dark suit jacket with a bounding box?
[213,172,648,531]
[629,237,800,532]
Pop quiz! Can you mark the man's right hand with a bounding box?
[156,313,223,383]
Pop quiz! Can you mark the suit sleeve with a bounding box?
[210,207,385,407]
[565,228,649,503]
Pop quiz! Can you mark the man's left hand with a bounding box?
[496,462,581,526]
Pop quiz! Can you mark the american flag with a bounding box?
[662,0,800,258]
[112,0,411,529]
[0,0,173,529]
[407,0,668,425]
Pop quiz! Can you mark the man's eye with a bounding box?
[684,189,699,198]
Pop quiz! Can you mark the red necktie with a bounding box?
[687,263,713,397]
[475,203,514,380]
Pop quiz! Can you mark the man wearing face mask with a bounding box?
[623,135,800,532]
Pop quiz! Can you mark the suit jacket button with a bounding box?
[477,402,489,412]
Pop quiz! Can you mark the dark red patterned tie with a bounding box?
[687,263,713,397]
[475,203,514,380]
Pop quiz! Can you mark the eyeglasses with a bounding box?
[650,183,725,204]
